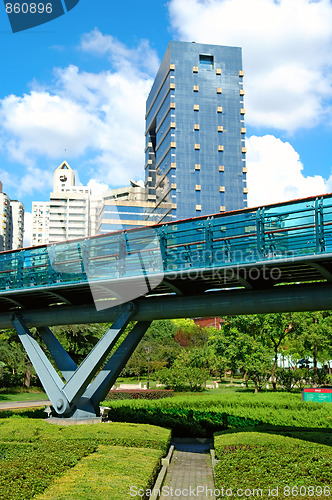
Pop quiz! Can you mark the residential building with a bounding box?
[145,40,247,222]
[48,162,90,243]
[0,182,24,251]
[10,200,24,250]
[31,201,50,246]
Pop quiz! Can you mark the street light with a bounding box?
[145,347,152,389]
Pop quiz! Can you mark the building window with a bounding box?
[199,54,214,68]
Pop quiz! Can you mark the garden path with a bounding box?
[159,438,216,499]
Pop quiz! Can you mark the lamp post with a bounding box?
[145,347,152,389]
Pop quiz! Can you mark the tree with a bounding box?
[0,331,33,387]
[242,337,274,393]
[260,313,293,391]
[291,311,332,386]
[158,349,209,391]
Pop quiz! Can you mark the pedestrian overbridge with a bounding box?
[4,193,332,418]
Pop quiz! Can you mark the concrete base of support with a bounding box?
[45,417,102,425]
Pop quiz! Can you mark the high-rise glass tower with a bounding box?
[145,41,247,222]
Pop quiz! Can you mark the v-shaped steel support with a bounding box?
[11,303,151,419]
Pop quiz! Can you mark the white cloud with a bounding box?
[168,0,332,132]
[246,135,332,206]
[87,179,109,196]
[0,31,159,192]
[80,28,160,77]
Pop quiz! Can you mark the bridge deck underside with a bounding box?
[0,254,331,313]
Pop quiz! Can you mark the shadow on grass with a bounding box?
[0,407,46,419]
[216,424,332,447]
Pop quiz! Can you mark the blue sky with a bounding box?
[1,0,332,240]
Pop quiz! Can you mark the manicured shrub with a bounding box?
[214,432,332,499]
[0,417,171,500]
[103,392,332,436]
[0,418,171,453]
[0,440,97,500]
[35,446,163,500]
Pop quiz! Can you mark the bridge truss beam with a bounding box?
[11,304,151,419]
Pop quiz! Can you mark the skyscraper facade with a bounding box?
[97,182,155,234]
[145,41,247,222]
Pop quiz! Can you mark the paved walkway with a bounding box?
[160,438,216,499]
[0,399,50,410]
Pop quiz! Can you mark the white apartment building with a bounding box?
[10,200,24,250]
[32,162,92,245]
[31,201,50,247]
[49,162,90,243]
[0,181,24,252]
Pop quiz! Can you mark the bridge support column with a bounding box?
[11,303,151,420]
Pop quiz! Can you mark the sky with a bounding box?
[1,0,332,245]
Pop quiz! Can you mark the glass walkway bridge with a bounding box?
[4,193,332,419]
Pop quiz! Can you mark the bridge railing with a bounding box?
[0,195,332,292]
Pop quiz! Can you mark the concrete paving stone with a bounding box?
[159,439,216,499]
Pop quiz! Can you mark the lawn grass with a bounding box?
[0,392,48,402]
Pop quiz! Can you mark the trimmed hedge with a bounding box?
[103,392,332,436]
[0,418,171,453]
[35,446,163,500]
[214,431,332,499]
[0,440,97,500]
[0,417,171,500]
[107,389,174,400]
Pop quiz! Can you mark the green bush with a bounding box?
[0,417,171,500]
[214,431,332,499]
[103,392,332,436]
[35,446,163,500]
[0,440,97,500]
[0,418,171,453]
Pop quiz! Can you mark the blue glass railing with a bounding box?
[0,194,332,292]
